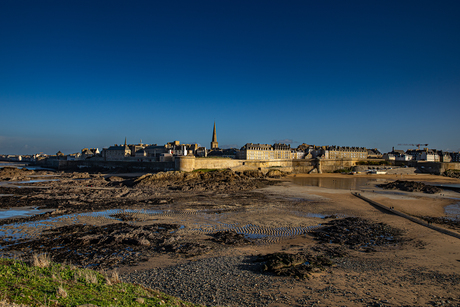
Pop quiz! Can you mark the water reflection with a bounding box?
[291,176,384,190]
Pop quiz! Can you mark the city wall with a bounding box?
[412,161,460,175]
[175,156,357,173]
[37,156,460,175]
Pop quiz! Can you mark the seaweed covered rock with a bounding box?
[378,180,441,194]
[444,170,460,179]
[312,217,404,251]
[211,230,250,245]
[259,252,332,279]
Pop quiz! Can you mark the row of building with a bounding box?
[61,141,460,163]
[2,123,459,164]
[383,147,460,162]
[62,140,374,162]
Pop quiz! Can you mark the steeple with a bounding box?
[124,137,127,147]
[211,122,218,149]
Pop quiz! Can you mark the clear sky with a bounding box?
[1,0,459,155]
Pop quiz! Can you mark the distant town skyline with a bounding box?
[1,1,459,155]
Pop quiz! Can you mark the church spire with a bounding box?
[124,137,127,147]
[211,122,218,149]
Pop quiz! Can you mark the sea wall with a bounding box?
[38,156,460,175]
[175,156,357,173]
[415,162,460,175]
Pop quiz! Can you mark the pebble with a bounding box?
[122,255,287,307]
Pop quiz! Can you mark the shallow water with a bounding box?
[444,203,460,220]
[291,176,384,190]
[0,207,52,220]
[0,208,329,244]
[0,162,54,171]
[436,183,460,189]
[0,179,60,188]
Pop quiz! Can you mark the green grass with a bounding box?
[0,257,199,307]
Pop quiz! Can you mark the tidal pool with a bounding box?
[0,207,53,220]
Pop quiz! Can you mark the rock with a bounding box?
[106,176,124,182]
[378,180,441,194]
[259,252,332,279]
[312,217,405,250]
[265,169,287,178]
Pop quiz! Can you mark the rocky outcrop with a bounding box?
[378,180,441,194]
[443,170,460,179]
[134,169,286,192]
[0,167,33,181]
[258,252,332,279]
[312,217,405,251]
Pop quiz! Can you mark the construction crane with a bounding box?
[398,144,429,150]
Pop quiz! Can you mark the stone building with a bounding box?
[102,138,131,161]
[450,152,460,162]
[383,148,412,161]
[367,148,382,159]
[406,149,440,162]
[324,146,368,160]
[238,143,291,160]
[129,141,147,157]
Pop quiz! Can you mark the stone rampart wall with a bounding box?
[417,162,460,175]
[175,157,358,173]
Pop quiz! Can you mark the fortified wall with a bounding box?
[175,156,244,172]
[175,156,357,173]
[409,161,460,175]
[38,156,460,175]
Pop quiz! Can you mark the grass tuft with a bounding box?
[57,284,68,298]
[85,270,98,284]
[33,253,51,268]
[110,270,121,284]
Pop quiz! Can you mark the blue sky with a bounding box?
[1,1,459,155]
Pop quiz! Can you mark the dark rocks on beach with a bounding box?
[258,252,333,279]
[211,230,250,245]
[312,217,405,250]
[443,170,460,179]
[134,169,282,193]
[378,180,441,194]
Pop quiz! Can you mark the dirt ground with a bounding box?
[1,168,460,306]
